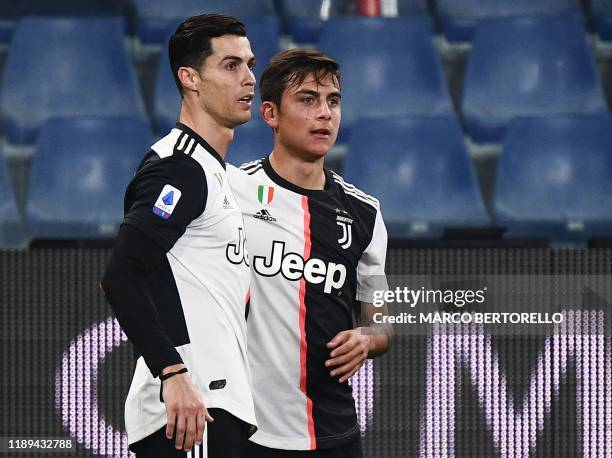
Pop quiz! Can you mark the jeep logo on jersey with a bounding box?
[253,241,347,293]
[226,227,249,266]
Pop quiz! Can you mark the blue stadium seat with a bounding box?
[283,0,355,43]
[462,15,607,143]
[592,0,612,40]
[393,0,428,15]
[318,16,453,139]
[282,0,352,44]
[436,0,579,41]
[153,16,280,135]
[0,149,26,248]
[227,119,273,166]
[0,0,128,44]
[343,116,490,238]
[282,0,427,43]
[26,118,153,239]
[494,115,612,243]
[0,17,145,146]
[134,0,275,44]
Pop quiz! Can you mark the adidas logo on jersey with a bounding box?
[253,241,347,294]
[223,196,233,210]
[253,209,277,222]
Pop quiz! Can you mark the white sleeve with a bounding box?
[356,207,389,303]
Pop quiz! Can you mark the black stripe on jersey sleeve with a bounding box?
[123,154,207,252]
[101,224,186,377]
[175,122,226,169]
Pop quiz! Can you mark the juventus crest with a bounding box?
[336,209,354,250]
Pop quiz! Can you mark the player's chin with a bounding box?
[312,140,335,156]
[232,111,252,127]
[303,147,329,161]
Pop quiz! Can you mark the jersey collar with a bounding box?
[262,156,334,197]
[175,122,226,170]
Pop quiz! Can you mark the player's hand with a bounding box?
[325,328,372,383]
[161,364,214,451]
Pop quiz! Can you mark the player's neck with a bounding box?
[179,104,234,159]
[269,150,326,190]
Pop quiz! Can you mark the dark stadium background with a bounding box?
[1,1,611,457]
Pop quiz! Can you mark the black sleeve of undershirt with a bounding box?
[101,224,183,378]
[122,155,207,252]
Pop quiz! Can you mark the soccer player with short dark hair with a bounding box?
[101,13,257,457]
[228,49,392,458]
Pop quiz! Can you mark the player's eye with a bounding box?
[302,96,314,105]
[226,61,237,71]
[329,98,340,107]
[248,62,255,71]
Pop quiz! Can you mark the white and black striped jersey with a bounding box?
[228,157,388,450]
[102,123,256,445]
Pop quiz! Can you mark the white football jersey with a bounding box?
[228,157,388,450]
[120,124,256,444]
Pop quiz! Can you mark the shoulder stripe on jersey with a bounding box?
[187,138,197,156]
[240,159,263,171]
[173,132,187,155]
[332,181,380,209]
[331,175,378,204]
[333,178,377,204]
[245,164,263,175]
[184,138,193,155]
[331,172,378,203]
[331,174,379,208]
[173,131,200,158]
[340,187,380,209]
[340,187,379,208]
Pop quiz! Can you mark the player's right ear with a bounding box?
[260,101,279,129]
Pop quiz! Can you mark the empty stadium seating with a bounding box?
[493,115,612,243]
[282,0,426,43]
[343,116,490,238]
[282,0,353,43]
[0,149,25,248]
[26,118,152,239]
[592,0,612,40]
[462,15,608,143]
[0,17,146,146]
[153,16,280,135]
[392,0,428,15]
[318,16,453,139]
[134,0,275,44]
[0,0,127,43]
[227,119,273,167]
[436,0,580,41]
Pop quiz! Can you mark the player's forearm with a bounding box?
[363,324,392,358]
[357,301,393,358]
[101,225,183,377]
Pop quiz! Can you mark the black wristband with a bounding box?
[159,367,188,402]
[160,367,188,381]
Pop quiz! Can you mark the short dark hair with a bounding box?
[169,13,247,97]
[259,49,341,109]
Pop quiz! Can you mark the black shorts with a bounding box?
[130,408,252,458]
[244,438,363,458]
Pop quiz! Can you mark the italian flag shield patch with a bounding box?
[258,185,274,206]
